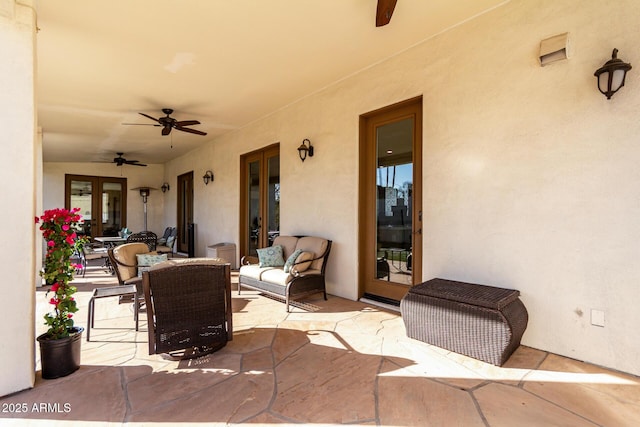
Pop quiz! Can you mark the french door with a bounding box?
[359,97,422,302]
[65,174,127,238]
[240,144,280,258]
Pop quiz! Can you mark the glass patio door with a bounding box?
[359,97,422,303]
[177,171,194,255]
[240,144,280,258]
[65,174,127,238]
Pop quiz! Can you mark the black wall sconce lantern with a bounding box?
[594,48,632,99]
[161,182,170,193]
[202,170,214,185]
[297,138,314,162]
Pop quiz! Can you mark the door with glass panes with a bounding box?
[65,174,127,238]
[359,97,422,303]
[240,144,280,258]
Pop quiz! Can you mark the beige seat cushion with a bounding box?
[259,268,293,286]
[112,242,150,281]
[239,264,277,280]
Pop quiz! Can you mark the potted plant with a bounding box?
[35,207,87,379]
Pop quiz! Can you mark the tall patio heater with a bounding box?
[131,187,156,231]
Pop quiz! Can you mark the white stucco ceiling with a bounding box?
[36,0,507,165]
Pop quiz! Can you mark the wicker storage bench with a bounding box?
[400,278,528,366]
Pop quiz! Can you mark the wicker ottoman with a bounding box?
[400,278,528,366]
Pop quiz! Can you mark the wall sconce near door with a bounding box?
[202,170,214,185]
[297,138,314,162]
[594,48,632,99]
[161,182,170,193]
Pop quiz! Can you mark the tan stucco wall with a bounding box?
[1,0,37,396]
[167,0,640,376]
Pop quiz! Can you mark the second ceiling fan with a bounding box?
[136,108,207,136]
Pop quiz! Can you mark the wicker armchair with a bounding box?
[142,259,233,359]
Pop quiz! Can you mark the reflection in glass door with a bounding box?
[241,144,280,258]
[376,118,414,285]
[65,175,127,238]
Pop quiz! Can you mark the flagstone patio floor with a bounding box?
[2,264,639,426]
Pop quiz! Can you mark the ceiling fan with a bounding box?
[113,152,146,167]
[132,108,207,136]
[376,0,397,27]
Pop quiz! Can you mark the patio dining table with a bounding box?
[94,236,127,248]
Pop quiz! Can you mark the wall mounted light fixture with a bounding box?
[202,170,214,185]
[297,138,314,162]
[161,182,170,193]
[594,48,632,99]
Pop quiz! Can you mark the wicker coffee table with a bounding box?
[400,278,528,366]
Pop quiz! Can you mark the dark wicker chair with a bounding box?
[142,259,233,359]
[126,231,158,251]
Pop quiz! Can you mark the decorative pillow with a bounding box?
[165,235,175,247]
[257,245,285,267]
[136,253,168,277]
[291,251,314,274]
[284,249,303,273]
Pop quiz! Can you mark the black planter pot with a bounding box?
[37,327,84,379]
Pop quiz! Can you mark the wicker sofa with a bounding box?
[239,235,332,312]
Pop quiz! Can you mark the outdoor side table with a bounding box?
[86,284,139,341]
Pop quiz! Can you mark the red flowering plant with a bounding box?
[35,207,87,339]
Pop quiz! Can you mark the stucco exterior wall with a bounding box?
[1,0,37,396]
[168,0,640,376]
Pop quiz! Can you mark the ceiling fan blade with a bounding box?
[376,0,397,27]
[175,120,200,126]
[175,126,207,136]
[127,162,147,167]
[139,112,161,123]
[162,125,172,136]
[122,123,161,127]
